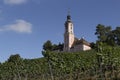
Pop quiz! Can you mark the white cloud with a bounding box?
[4,0,27,5]
[0,19,32,33]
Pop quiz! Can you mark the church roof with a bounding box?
[73,37,91,46]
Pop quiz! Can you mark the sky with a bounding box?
[0,0,120,62]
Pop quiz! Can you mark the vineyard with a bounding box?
[0,45,120,80]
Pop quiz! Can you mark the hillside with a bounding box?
[1,46,120,80]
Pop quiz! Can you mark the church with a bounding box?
[63,14,91,52]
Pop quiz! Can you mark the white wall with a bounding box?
[73,44,91,52]
[83,45,91,51]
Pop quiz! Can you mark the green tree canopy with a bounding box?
[43,40,53,51]
[114,27,120,45]
[7,54,22,63]
[95,24,120,46]
[43,40,63,51]
[95,24,111,42]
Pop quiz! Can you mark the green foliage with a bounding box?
[7,54,22,63]
[43,40,53,51]
[95,24,120,46]
[0,54,48,80]
[43,40,64,51]
[2,24,120,79]
[114,27,120,45]
[95,24,111,42]
[1,48,120,80]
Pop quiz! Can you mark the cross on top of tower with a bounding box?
[68,8,70,15]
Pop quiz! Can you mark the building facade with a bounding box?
[63,14,91,52]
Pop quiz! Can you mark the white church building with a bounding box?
[63,14,91,52]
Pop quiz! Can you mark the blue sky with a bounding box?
[0,0,120,62]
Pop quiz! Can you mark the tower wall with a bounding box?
[63,15,74,52]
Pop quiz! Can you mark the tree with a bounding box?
[95,24,119,46]
[58,43,64,51]
[95,24,120,46]
[106,30,116,46]
[90,42,96,49]
[52,43,64,51]
[95,24,111,42]
[43,40,64,51]
[7,54,22,63]
[114,27,120,45]
[43,40,53,51]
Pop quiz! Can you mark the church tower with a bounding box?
[64,14,74,52]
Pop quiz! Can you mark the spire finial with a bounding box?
[68,8,70,16]
[67,8,71,21]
